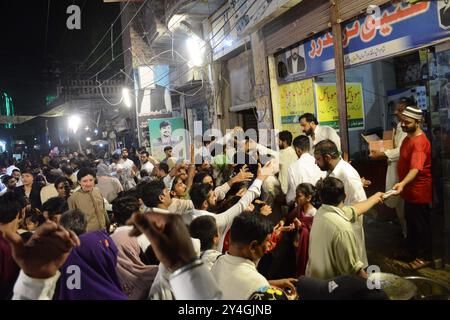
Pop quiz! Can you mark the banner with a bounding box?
[314,83,364,130]
[277,1,450,83]
[149,117,187,161]
[279,79,315,137]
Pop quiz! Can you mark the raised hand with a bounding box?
[3,221,80,279]
[361,177,372,188]
[131,212,196,272]
[231,165,254,184]
[259,204,272,216]
[257,159,279,181]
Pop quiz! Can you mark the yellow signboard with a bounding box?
[314,83,364,130]
[278,79,315,137]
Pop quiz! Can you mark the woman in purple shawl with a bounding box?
[59,229,128,300]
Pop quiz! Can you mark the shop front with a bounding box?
[266,1,450,264]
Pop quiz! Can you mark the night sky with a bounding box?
[0,0,123,115]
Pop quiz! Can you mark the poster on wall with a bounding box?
[314,83,365,130]
[279,79,315,137]
[149,117,187,161]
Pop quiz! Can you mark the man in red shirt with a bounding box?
[393,106,432,270]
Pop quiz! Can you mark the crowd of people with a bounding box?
[0,101,433,300]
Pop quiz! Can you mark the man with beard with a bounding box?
[299,113,341,154]
[313,139,368,267]
[0,175,17,196]
[369,97,411,238]
[120,148,137,190]
[287,46,306,74]
[393,106,432,270]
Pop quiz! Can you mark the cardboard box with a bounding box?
[362,131,394,153]
[368,140,394,153]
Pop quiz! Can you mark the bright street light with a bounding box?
[122,88,132,108]
[186,36,205,67]
[86,137,91,142]
[68,115,81,133]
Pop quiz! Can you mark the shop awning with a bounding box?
[0,104,68,125]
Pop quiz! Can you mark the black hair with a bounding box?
[227,180,251,197]
[25,209,45,226]
[160,121,170,129]
[1,175,15,185]
[49,159,60,169]
[163,146,173,152]
[140,151,149,157]
[170,176,184,193]
[21,168,34,175]
[112,153,121,162]
[140,169,149,178]
[42,197,69,219]
[123,187,142,202]
[299,113,318,125]
[44,169,60,184]
[296,183,321,208]
[158,163,169,175]
[190,183,214,210]
[314,139,340,159]
[77,167,96,181]
[54,176,71,190]
[229,213,273,246]
[293,135,310,153]
[112,196,140,226]
[141,180,166,208]
[70,158,81,167]
[80,159,93,169]
[0,192,23,224]
[193,172,212,185]
[217,195,241,213]
[60,209,87,236]
[61,165,74,175]
[278,130,293,146]
[189,215,218,251]
[316,177,345,206]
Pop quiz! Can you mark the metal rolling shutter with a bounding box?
[263,0,331,55]
[339,0,390,23]
[263,0,391,55]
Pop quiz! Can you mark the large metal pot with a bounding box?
[368,273,418,300]
[403,276,450,300]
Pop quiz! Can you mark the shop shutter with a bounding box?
[263,0,391,56]
[263,0,331,55]
[339,0,390,23]
[242,109,259,132]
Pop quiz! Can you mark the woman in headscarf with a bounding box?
[111,227,158,300]
[59,229,128,300]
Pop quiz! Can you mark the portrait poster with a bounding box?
[149,117,187,161]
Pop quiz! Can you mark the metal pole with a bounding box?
[331,0,349,160]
